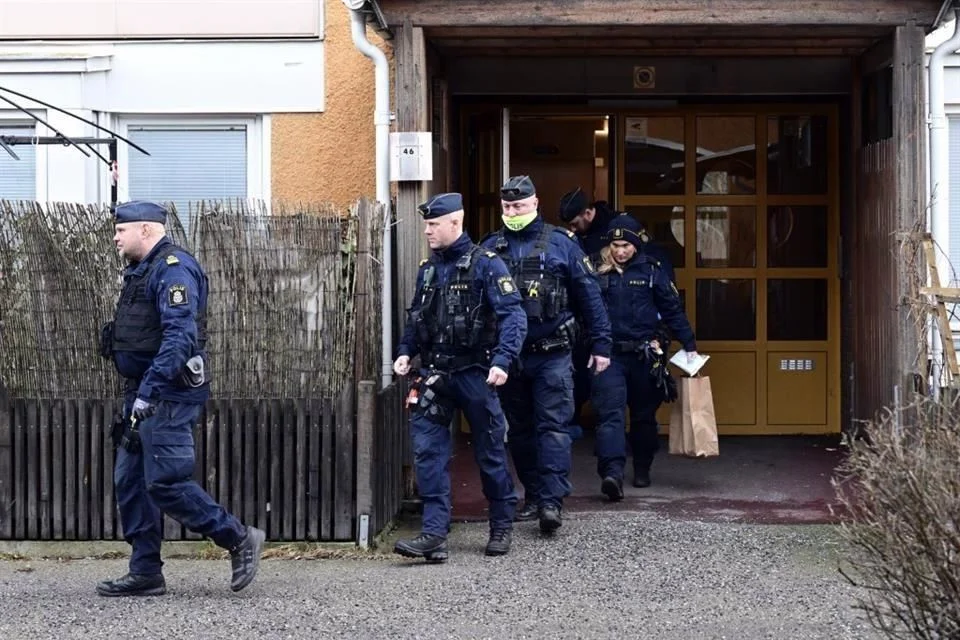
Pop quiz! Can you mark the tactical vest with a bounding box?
[412,245,497,353]
[112,244,208,354]
[494,225,569,323]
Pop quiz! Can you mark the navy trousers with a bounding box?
[499,352,574,509]
[410,367,517,537]
[591,354,663,480]
[114,400,246,575]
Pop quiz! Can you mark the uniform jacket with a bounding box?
[111,237,210,404]
[481,217,612,358]
[397,232,527,372]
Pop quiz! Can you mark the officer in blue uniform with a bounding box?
[97,200,264,596]
[558,190,677,441]
[393,192,526,562]
[481,176,612,533]
[590,214,698,498]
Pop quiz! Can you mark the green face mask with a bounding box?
[502,212,538,231]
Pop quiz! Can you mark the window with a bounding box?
[950,116,960,285]
[126,124,249,222]
[0,125,37,201]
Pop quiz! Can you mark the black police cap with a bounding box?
[558,188,588,223]
[500,175,536,202]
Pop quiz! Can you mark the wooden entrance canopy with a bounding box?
[376,0,947,57]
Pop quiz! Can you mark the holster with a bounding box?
[99,321,114,360]
[411,373,455,426]
[110,410,128,449]
[650,353,678,403]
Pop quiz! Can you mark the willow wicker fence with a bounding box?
[0,198,408,543]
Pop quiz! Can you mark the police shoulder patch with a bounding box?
[165,254,180,265]
[168,284,188,307]
[497,276,517,295]
[419,258,429,267]
[581,256,596,273]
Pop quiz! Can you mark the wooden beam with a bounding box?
[425,25,893,39]
[446,56,852,96]
[433,46,866,58]
[380,0,942,28]
[393,23,430,329]
[893,23,927,396]
[429,37,876,50]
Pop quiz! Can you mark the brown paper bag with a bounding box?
[669,376,719,457]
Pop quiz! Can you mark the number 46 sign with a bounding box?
[390,131,433,182]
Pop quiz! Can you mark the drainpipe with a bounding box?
[343,1,393,389]
[928,7,960,397]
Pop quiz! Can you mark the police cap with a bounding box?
[558,187,588,223]
[417,192,464,219]
[605,213,646,250]
[500,175,536,202]
[114,200,168,224]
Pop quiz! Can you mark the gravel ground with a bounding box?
[0,512,876,640]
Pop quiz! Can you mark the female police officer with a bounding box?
[590,214,698,498]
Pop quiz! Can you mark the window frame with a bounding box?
[0,110,48,202]
[115,114,271,211]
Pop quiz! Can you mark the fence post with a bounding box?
[355,380,376,548]
[0,379,10,539]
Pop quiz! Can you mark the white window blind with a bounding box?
[0,125,37,201]
[950,116,960,283]
[127,125,248,222]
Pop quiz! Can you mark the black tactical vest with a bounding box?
[112,244,208,354]
[494,225,568,323]
[412,245,497,353]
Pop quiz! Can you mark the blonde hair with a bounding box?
[597,246,624,275]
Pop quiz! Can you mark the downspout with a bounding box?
[345,3,394,389]
[928,7,960,396]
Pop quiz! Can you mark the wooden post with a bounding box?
[893,23,926,406]
[355,380,376,548]
[394,22,431,325]
[0,380,10,539]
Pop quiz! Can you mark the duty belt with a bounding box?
[612,340,651,355]
[523,336,572,355]
[423,351,490,372]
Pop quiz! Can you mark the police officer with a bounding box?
[97,201,264,596]
[393,192,526,562]
[558,189,618,261]
[558,190,678,439]
[481,176,612,533]
[590,214,698,497]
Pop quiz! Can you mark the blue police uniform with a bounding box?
[394,192,526,562]
[99,200,262,596]
[590,215,696,494]
[482,176,611,531]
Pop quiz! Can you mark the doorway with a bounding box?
[460,103,841,435]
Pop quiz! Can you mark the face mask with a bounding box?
[502,212,538,231]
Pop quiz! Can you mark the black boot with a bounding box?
[601,476,624,501]
[633,466,651,488]
[394,533,448,563]
[538,504,562,533]
[514,500,538,522]
[230,525,266,592]
[96,572,166,597]
[485,529,512,556]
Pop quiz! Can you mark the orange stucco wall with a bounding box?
[271,0,389,207]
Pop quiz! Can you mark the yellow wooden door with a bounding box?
[617,106,841,435]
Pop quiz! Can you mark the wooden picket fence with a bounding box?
[0,391,369,542]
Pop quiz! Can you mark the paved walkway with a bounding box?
[0,511,875,640]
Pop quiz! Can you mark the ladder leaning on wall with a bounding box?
[920,234,960,388]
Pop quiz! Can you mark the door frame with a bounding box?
[457,101,842,435]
